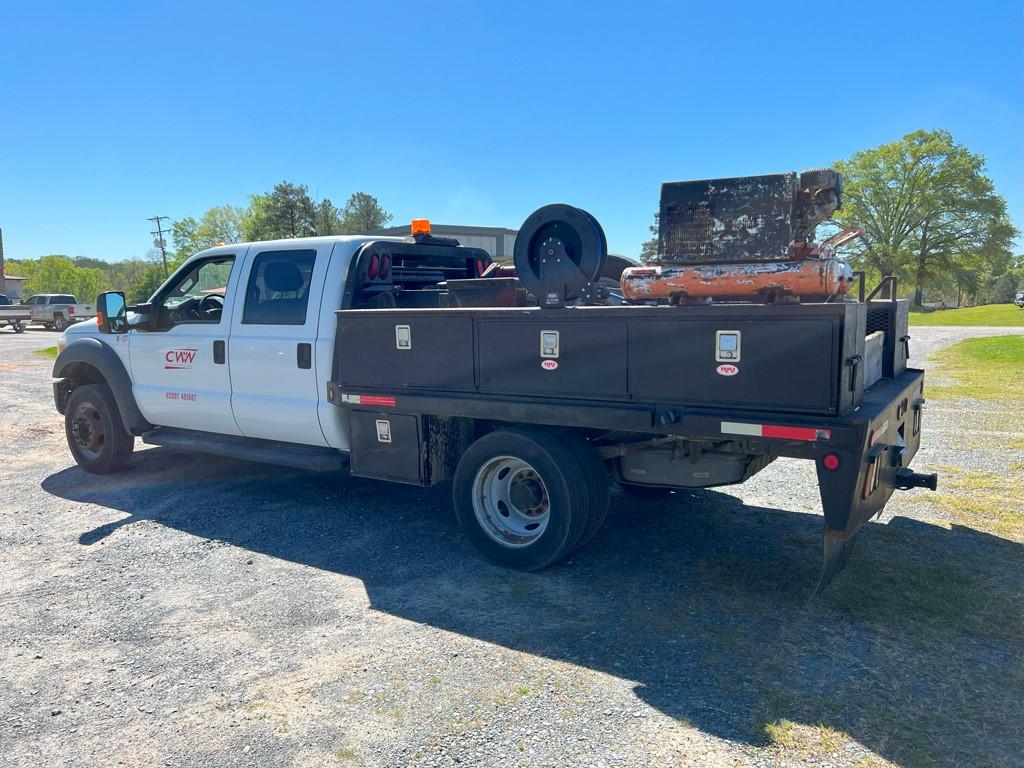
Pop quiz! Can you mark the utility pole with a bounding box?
[148,216,171,276]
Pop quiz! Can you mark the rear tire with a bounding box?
[65,384,135,474]
[53,315,67,332]
[453,427,590,570]
[554,432,610,547]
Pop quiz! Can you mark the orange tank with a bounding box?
[620,257,853,302]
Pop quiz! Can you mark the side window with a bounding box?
[159,256,235,326]
[242,250,317,325]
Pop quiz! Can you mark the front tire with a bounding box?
[453,427,591,571]
[64,384,135,474]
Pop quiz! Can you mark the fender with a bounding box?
[53,337,153,435]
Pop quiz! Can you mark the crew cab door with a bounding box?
[129,251,242,435]
[227,244,330,446]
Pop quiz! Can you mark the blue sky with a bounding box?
[1,0,1021,262]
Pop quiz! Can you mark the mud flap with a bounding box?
[812,529,858,599]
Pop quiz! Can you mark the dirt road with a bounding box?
[1,326,1021,768]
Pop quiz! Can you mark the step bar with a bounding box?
[141,428,347,472]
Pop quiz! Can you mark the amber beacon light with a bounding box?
[410,219,431,236]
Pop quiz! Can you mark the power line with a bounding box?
[147,215,171,276]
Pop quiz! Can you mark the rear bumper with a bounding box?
[814,368,930,538]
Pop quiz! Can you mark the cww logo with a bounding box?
[164,348,198,370]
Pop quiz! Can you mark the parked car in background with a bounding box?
[0,293,31,332]
[23,294,97,331]
[1014,290,1024,308]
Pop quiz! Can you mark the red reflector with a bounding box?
[762,425,821,441]
[823,453,841,471]
[368,253,379,279]
[380,255,391,280]
[360,395,396,407]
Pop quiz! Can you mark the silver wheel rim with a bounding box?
[71,400,105,461]
[471,456,551,547]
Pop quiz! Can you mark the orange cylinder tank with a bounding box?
[620,257,853,302]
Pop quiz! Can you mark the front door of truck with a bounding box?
[227,244,330,446]
[129,251,243,435]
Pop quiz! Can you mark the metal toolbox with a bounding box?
[335,302,866,416]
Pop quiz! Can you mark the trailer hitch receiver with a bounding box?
[893,467,938,491]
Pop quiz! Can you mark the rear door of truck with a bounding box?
[227,242,332,446]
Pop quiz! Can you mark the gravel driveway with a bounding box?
[1,325,1021,768]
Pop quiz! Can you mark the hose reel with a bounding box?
[513,204,608,307]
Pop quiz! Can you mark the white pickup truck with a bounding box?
[52,189,937,593]
[25,294,97,331]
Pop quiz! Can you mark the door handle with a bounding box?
[213,340,225,364]
[297,342,312,369]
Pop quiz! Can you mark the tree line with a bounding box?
[6,182,393,303]
[640,129,1021,306]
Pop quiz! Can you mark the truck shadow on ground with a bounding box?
[43,447,1023,768]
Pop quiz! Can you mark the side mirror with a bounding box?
[96,291,128,334]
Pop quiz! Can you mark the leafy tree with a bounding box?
[172,205,244,262]
[266,182,316,238]
[339,192,393,233]
[314,198,344,235]
[171,216,202,263]
[18,255,108,302]
[639,213,659,263]
[241,193,275,242]
[199,204,243,245]
[833,130,1017,305]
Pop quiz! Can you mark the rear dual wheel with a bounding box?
[453,427,609,570]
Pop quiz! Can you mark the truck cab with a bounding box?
[56,232,489,452]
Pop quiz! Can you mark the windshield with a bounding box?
[163,259,233,310]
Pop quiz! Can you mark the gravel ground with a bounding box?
[1,324,1022,768]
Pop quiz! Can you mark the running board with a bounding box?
[141,428,347,472]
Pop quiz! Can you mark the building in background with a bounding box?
[2,275,26,301]
[0,228,27,300]
[366,224,518,263]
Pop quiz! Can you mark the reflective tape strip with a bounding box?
[721,421,830,442]
[720,421,762,437]
[340,393,396,407]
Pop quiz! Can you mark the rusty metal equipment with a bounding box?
[621,169,852,303]
[620,258,853,303]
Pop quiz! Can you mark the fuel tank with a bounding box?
[620,256,853,302]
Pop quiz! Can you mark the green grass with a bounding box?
[927,335,1024,403]
[910,303,1024,326]
[33,346,58,358]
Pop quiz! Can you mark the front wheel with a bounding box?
[64,384,135,474]
[453,427,591,570]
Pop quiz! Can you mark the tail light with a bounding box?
[367,253,380,279]
[379,255,391,280]
[476,258,486,276]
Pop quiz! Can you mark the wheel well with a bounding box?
[54,362,107,413]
